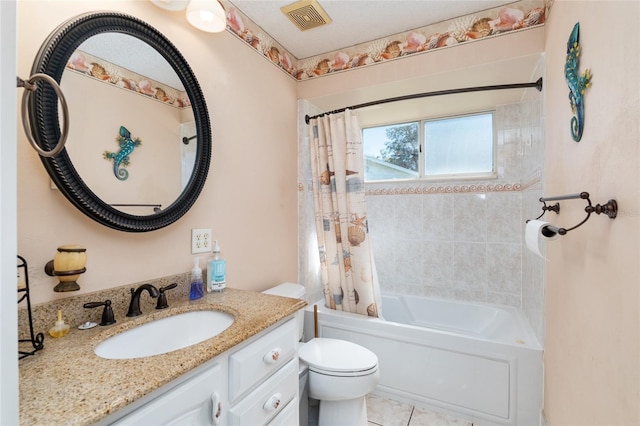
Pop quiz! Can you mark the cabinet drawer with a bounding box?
[228,359,298,426]
[229,318,297,401]
[268,398,298,426]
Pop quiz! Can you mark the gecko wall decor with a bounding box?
[565,22,592,142]
[103,126,142,181]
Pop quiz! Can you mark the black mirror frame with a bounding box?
[27,11,211,232]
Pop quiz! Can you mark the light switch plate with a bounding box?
[191,228,212,254]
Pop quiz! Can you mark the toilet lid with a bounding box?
[299,338,378,374]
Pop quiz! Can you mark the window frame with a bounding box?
[362,110,497,183]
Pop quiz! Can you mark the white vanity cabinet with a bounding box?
[228,318,299,425]
[103,317,299,426]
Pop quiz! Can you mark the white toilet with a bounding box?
[262,283,379,426]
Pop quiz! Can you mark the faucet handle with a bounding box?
[83,299,116,326]
[156,283,178,310]
[160,283,178,292]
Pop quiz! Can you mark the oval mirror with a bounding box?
[26,12,211,232]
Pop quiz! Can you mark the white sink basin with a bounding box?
[94,310,235,359]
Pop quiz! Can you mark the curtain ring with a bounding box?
[18,73,69,158]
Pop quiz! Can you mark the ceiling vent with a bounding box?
[281,0,332,31]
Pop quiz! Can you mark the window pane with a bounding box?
[363,122,419,181]
[424,113,493,176]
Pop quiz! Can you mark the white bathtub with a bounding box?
[303,294,542,426]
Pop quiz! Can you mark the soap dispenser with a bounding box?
[207,240,226,292]
[189,257,204,300]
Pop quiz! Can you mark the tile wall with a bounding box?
[366,189,523,306]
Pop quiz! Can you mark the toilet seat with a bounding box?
[299,338,378,377]
[308,364,378,377]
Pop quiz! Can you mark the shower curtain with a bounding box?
[308,110,381,317]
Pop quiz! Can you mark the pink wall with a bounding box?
[543,1,640,424]
[65,72,182,211]
[17,1,298,305]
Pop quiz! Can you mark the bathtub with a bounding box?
[303,294,542,426]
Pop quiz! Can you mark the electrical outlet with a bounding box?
[191,228,212,254]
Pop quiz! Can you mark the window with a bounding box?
[363,112,494,182]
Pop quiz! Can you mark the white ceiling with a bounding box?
[226,0,516,59]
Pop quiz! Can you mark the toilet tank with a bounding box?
[262,283,306,341]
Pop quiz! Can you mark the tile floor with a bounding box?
[308,394,476,426]
[366,394,474,426]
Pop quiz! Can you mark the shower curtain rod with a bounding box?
[304,77,543,124]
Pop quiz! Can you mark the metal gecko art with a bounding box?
[565,22,592,142]
[103,126,142,181]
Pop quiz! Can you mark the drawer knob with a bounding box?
[210,392,222,425]
[263,347,281,364]
[263,392,282,412]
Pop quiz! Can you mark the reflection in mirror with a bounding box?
[61,33,196,216]
[180,121,197,190]
[28,12,211,232]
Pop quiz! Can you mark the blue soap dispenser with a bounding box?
[189,257,204,300]
[207,240,226,292]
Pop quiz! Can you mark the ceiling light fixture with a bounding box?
[186,0,227,33]
[151,0,227,33]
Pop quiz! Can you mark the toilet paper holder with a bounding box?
[527,192,617,236]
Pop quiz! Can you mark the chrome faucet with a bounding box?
[126,284,159,317]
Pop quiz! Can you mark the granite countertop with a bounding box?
[19,288,306,426]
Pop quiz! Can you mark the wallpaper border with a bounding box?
[222,0,548,81]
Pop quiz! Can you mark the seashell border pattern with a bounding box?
[221,0,549,81]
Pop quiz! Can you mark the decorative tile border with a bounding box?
[299,179,542,195]
[366,183,522,196]
[222,0,547,81]
[65,50,191,108]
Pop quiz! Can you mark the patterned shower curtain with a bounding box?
[308,110,381,317]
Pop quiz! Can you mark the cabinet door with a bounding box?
[111,362,224,426]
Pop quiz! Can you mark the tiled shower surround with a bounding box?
[366,189,524,304]
[299,93,545,344]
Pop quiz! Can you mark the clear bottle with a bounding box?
[189,257,204,300]
[207,240,226,292]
